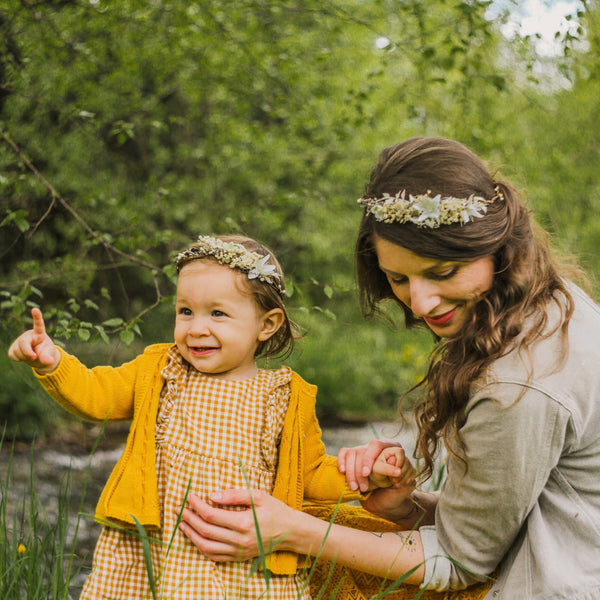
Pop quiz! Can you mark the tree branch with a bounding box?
[0,128,158,271]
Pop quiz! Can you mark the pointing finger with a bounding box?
[31,308,46,336]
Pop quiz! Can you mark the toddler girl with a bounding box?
[8,234,414,600]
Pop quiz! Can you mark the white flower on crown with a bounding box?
[413,194,442,224]
[461,200,487,223]
[249,254,279,281]
[371,204,388,221]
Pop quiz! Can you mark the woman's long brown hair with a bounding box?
[355,137,580,481]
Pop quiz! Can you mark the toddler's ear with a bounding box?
[258,309,285,341]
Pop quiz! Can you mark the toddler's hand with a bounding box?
[338,440,407,493]
[8,308,60,374]
[369,446,417,494]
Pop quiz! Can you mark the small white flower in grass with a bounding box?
[249,254,279,281]
[413,194,442,223]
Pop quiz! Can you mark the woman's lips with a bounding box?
[424,307,457,327]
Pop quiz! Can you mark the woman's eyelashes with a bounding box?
[432,266,459,280]
[389,275,408,286]
[388,266,459,286]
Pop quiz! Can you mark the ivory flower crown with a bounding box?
[175,235,285,296]
[358,188,502,228]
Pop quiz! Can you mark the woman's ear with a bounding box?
[258,308,285,341]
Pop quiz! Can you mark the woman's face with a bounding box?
[374,235,495,338]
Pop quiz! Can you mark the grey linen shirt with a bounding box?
[419,284,600,599]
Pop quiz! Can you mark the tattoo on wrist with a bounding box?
[368,531,418,552]
[395,531,418,552]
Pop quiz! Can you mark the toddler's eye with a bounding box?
[212,310,227,317]
[179,307,192,316]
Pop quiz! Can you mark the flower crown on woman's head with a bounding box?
[175,235,285,296]
[358,187,503,229]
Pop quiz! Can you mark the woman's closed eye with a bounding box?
[431,266,459,280]
[387,266,459,286]
[389,275,408,286]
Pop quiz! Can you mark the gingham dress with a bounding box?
[80,347,311,600]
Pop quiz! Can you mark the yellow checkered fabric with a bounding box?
[80,349,311,600]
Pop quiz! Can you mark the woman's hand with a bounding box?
[179,489,299,561]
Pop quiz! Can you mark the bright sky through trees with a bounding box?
[500,0,583,54]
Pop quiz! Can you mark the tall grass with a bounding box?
[0,433,98,600]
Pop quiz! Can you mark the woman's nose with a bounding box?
[408,279,441,317]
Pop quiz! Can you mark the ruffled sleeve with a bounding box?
[156,345,186,442]
[260,366,293,471]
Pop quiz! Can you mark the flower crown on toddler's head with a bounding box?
[175,235,285,296]
[358,187,503,229]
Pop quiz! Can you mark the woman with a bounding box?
[179,137,600,599]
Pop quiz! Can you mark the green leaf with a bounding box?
[67,299,80,313]
[78,328,91,341]
[1,209,30,233]
[120,329,135,345]
[102,318,124,327]
[163,264,177,283]
[94,326,110,344]
[84,299,100,310]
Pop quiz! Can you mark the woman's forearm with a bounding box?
[179,489,427,585]
[281,508,426,584]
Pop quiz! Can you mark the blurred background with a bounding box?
[1,0,598,441]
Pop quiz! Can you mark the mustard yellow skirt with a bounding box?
[303,503,494,600]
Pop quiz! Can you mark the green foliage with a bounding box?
[1,0,598,436]
[511,4,600,281]
[287,310,431,420]
[0,353,63,440]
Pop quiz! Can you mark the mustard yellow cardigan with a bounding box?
[35,343,362,574]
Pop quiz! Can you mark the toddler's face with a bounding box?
[174,261,271,380]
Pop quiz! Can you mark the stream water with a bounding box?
[0,420,414,594]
